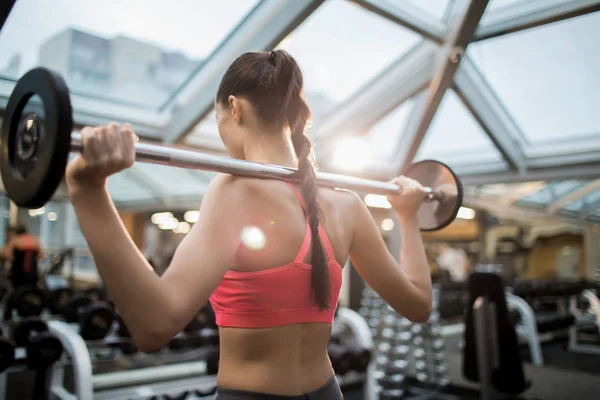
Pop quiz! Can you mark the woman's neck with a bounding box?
[242,133,297,169]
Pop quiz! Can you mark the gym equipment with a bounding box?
[328,342,352,375]
[46,287,73,315]
[62,292,115,340]
[13,318,63,369]
[0,328,15,373]
[44,320,218,400]
[568,289,600,355]
[2,285,45,320]
[184,304,217,332]
[463,271,528,399]
[1,67,463,232]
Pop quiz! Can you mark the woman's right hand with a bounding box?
[387,176,428,220]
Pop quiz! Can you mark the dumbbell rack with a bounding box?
[359,285,449,398]
[41,309,375,400]
[45,321,218,400]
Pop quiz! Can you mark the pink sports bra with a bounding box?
[209,184,343,328]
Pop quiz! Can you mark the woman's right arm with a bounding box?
[348,193,432,322]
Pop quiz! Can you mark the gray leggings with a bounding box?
[215,376,343,399]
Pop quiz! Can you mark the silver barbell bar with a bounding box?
[70,133,439,201]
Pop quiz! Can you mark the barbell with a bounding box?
[0,68,463,231]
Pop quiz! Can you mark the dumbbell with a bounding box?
[345,342,371,373]
[168,334,189,351]
[0,327,16,373]
[114,315,138,355]
[184,304,217,332]
[62,292,115,340]
[327,342,352,375]
[46,287,73,315]
[13,318,63,369]
[3,286,45,320]
[206,347,220,375]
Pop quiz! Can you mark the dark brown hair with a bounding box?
[216,50,330,310]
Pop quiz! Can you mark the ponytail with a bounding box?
[277,51,330,310]
[291,103,330,310]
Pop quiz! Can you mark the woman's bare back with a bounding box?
[216,177,357,395]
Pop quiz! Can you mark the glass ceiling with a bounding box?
[468,12,600,144]
[515,180,600,222]
[186,0,422,149]
[403,0,451,21]
[278,0,420,122]
[1,1,599,211]
[0,0,259,108]
[416,90,507,172]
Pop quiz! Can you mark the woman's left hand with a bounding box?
[66,122,137,191]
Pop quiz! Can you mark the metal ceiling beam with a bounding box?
[162,0,324,144]
[453,57,526,172]
[351,0,446,43]
[461,162,600,186]
[0,0,16,31]
[465,194,596,226]
[547,180,600,214]
[475,0,600,42]
[314,41,437,147]
[392,0,490,175]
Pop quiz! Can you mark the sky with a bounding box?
[1,0,599,160]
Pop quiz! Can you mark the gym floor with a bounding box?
[443,331,600,400]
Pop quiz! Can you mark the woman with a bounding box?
[66,49,432,399]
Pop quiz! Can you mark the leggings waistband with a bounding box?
[215,376,343,399]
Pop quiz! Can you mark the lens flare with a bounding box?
[241,226,266,251]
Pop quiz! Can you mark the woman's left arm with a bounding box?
[68,124,242,351]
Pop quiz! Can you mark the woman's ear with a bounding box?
[228,95,242,124]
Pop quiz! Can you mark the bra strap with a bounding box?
[317,225,337,263]
[286,183,312,263]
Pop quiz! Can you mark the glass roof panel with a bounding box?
[363,99,416,164]
[331,98,416,172]
[185,108,224,149]
[469,12,600,143]
[518,180,585,206]
[563,188,600,213]
[277,0,421,125]
[0,0,259,108]
[415,90,506,168]
[398,0,451,21]
[486,0,529,13]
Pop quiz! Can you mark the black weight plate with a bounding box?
[200,329,220,346]
[63,292,92,323]
[119,342,138,355]
[83,287,108,303]
[205,347,220,375]
[116,314,131,338]
[0,67,72,209]
[27,332,63,369]
[0,339,15,373]
[79,302,115,340]
[168,336,187,351]
[184,312,206,333]
[14,286,45,317]
[13,318,48,347]
[47,288,73,315]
